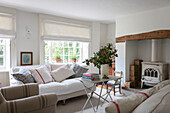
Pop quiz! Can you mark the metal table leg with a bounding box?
[96,82,104,111]
[81,84,96,113]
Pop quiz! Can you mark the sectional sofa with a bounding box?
[105,80,170,113]
[9,64,94,103]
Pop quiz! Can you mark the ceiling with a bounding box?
[0,0,170,23]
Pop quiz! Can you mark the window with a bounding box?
[45,40,89,64]
[40,15,91,64]
[0,39,10,69]
[0,12,15,70]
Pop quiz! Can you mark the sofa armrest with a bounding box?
[7,94,57,113]
[1,83,39,100]
[0,92,5,104]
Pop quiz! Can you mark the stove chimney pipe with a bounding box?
[151,39,158,62]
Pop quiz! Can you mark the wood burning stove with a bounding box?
[141,62,168,88]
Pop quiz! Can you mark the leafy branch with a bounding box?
[82,43,118,69]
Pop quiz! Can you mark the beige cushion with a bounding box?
[133,84,170,113]
[152,80,170,94]
[30,66,53,84]
[51,64,75,82]
[105,88,155,113]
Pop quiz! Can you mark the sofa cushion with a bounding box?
[39,77,94,95]
[12,69,36,84]
[152,80,170,94]
[133,84,170,113]
[51,64,75,82]
[30,66,53,84]
[105,88,155,113]
[71,62,88,77]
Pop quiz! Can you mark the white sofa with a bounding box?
[105,80,170,113]
[9,64,94,102]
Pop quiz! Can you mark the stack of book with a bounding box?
[82,73,100,81]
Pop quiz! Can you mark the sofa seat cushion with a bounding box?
[133,84,170,113]
[39,77,94,95]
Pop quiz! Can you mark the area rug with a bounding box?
[56,87,136,113]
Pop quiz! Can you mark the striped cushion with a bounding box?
[71,62,88,77]
[12,69,36,84]
[30,66,53,84]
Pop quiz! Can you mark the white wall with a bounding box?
[100,23,108,47]
[107,23,116,47]
[16,10,39,65]
[116,6,170,82]
[126,40,138,81]
[116,6,170,37]
[100,23,116,47]
[90,22,101,73]
[115,42,126,86]
[0,71,9,87]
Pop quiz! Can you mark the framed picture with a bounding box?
[20,52,33,66]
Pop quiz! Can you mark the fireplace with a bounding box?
[141,39,168,88]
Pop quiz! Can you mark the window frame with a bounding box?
[44,40,91,64]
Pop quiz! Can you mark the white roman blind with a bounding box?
[42,21,91,41]
[0,13,15,38]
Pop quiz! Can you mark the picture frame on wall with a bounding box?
[20,52,33,66]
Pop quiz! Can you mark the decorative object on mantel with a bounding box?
[21,52,33,66]
[83,43,118,78]
[116,30,170,43]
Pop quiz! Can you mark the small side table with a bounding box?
[79,75,121,113]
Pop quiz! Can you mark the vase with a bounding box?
[101,64,109,77]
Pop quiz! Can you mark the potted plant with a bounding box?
[55,55,62,63]
[83,43,118,77]
[71,55,77,63]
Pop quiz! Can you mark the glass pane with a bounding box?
[76,42,80,47]
[60,56,63,63]
[64,42,68,47]
[52,41,57,47]
[70,48,73,55]
[45,56,49,63]
[69,42,72,47]
[64,48,68,55]
[64,56,68,63]
[0,56,3,65]
[76,48,80,55]
[0,46,3,55]
[76,56,80,63]
[58,42,62,47]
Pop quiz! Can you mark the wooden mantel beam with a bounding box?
[116,30,170,43]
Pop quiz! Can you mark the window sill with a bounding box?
[0,70,9,73]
